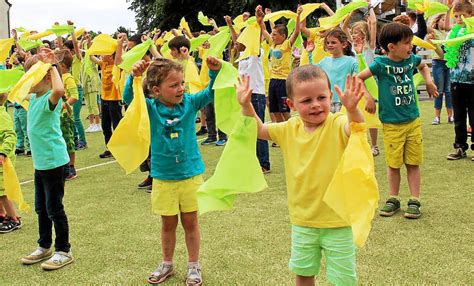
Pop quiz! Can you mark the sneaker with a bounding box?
[85,125,95,133]
[75,142,87,151]
[195,126,207,136]
[0,217,22,233]
[371,145,380,157]
[468,126,472,137]
[0,215,5,224]
[195,117,201,123]
[40,251,74,270]
[21,247,53,265]
[148,263,175,284]
[99,150,113,159]
[186,264,203,286]
[262,167,271,174]
[447,148,467,160]
[138,177,153,190]
[448,116,454,124]
[94,124,103,132]
[200,138,217,145]
[215,139,227,146]
[271,142,279,148]
[431,117,440,125]
[15,148,25,155]
[379,197,401,217]
[66,167,78,181]
[404,199,421,219]
[26,151,32,157]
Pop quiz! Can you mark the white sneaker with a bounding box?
[40,251,74,270]
[85,125,95,133]
[93,124,102,132]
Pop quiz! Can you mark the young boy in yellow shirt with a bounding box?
[257,5,302,125]
[237,66,365,285]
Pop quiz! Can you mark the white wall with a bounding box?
[0,0,10,39]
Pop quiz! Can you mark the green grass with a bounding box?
[1,101,472,285]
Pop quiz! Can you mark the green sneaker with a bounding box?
[404,199,421,219]
[379,197,401,217]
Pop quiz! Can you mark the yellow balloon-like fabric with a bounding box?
[323,122,379,247]
[264,10,297,22]
[235,22,261,61]
[107,76,150,174]
[3,157,30,213]
[0,38,15,63]
[87,34,117,56]
[412,35,436,50]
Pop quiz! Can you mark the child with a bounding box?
[90,41,124,159]
[56,49,79,180]
[82,33,102,133]
[314,29,359,113]
[358,22,438,219]
[123,56,221,285]
[444,1,473,160]
[427,13,453,125]
[13,103,30,156]
[0,93,22,233]
[21,48,74,270]
[257,4,302,124]
[236,66,365,285]
[225,14,271,173]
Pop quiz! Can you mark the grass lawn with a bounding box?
[0,101,472,285]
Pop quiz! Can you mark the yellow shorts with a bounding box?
[382,118,423,169]
[151,175,204,216]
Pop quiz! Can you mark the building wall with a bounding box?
[0,0,11,38]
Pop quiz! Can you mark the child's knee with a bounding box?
[161,216,178,232]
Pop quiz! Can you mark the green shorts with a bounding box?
[60,112,75,153]
[289,225,356,285]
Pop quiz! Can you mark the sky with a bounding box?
[9,0,138,35]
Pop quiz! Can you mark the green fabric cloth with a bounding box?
[212,61,241,134]
[0,70,25,93]
[424,2,449,19]
[17,39,43,51]
[203,30,230,59]
[190,34,211,52]
[198,11,212,26]
[197,116,268,214]
[357,54,378,100]
[47,25,75,36]
[119,39,153,72]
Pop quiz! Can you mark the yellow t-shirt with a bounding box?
[267,113,350,228]
[100,62,121,101]
[309,29,331,64]
[62,73,78,100]
[269,39,292,80]
[72,55,82,86]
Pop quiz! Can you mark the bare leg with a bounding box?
[0,197,18,220]
[406,164,421,198]
[89,114,94,125]
[296,275,315,286]
[435,108,441,118]
[200,109,206,128]
[94,115,100,125]
[387,166,401,196]
[180,211,200,262]
[369,128,378,146]
[161,215,179,262]
[447,108,453,118]
[0,200,5,216]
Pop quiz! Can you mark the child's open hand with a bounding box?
[235,75,253,107]
[426,82,439,98]
[37,47,57,64]
[206,56,221,71]
[179,46,189,56]
[305,40,315,52]
[132,60,150,77]
[336,75,363,112]
[0,154,5,166]
[66,20,74,26]
[297,5,303,15]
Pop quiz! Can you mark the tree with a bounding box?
[127,0,336,33]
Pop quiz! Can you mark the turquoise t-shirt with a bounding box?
[122,70,218,180]
[317,56,358,103]
[27,91,69,170]
[369,54,421,124]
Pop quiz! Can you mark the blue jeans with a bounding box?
[251,93,270,169]
[13,106,30,151]
[432,60,452,110]
[34,164,71,252]
[73,86,87,144]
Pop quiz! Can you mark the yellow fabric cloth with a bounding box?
[8,61,51,110]
[235,22,261,61]
[111,65,122,90]
[68,28,86,40]
[180,17,192,33]
[267,114,350,228]
[185,58,204,94]
[71,55,82,85]
[87,34,117,56]
[412,35,436,50]
[107,76,150,174]
[319,14,350,30]
[323,122,379,247]
[197,116,268,214]
[269,39,292,79]
[100,62,121,100]
[264,10,297,22]
[300,3,322,20]
[463,16,474,33]
[3,157,30,212]
[262,41,271,95]
[0,38,14,63]
[62,73,78,100]
[27,31,54,40]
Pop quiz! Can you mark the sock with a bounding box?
[162,260,173,266]
[188,261,200,268]
[389,195,400,201]
[410,196,420,202]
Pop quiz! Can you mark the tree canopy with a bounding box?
[127,0,336,33]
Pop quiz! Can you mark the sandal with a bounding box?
[0,217,22,233]
[186,265,202,286]
[148,263,175,284]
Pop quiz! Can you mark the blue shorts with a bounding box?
[268,79,290,113]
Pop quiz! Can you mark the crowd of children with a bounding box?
[0,0,472,285]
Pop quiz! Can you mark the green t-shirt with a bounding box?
[27,91,69,170]
[369,54,421,124]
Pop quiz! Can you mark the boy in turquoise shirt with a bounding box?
[20,49,74,270]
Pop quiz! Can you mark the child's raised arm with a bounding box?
[37,48,65,106]
[256,6,271,44]
[321,3,335,16]
[236,75,270,140]
[368,7,377,50]
[289,5,303,47]
[418,62,439,98]
[356,68,377,114]
[114,33,126,66]
[335,75,365,136]
[67,20,82,60]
